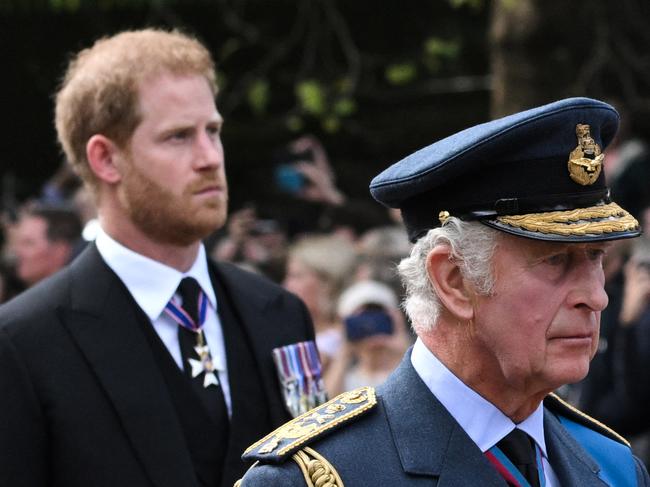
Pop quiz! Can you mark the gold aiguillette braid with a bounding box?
[293,447,344,487]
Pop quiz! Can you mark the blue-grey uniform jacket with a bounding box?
[239,351,649,486]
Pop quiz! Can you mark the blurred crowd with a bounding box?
[209,136,414,397]
[0,164,91,302]
[2,129,650,461]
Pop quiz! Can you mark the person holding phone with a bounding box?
[274,135,345,206]
[283,234,357,377]
[324,280,410,396]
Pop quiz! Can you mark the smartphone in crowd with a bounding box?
[344,309,394,342]
[273,147,314,194]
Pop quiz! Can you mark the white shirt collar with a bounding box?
[95,226,217,320]
[411,338,548,458]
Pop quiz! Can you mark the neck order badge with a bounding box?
[165,278,219,388]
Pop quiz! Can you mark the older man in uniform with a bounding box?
[237,98,649,486]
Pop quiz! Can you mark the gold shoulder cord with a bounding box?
[292,447,344,487]
[232,450,343,487]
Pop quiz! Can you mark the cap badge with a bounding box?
[568,124,604,185]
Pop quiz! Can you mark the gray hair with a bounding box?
[397,218,499,334]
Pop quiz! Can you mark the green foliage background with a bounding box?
[0,0,490,214]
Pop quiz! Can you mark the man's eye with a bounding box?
[546,254,568,266]
[587,248,606,261]
[170,130,191,140]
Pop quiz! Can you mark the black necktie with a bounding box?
[496,429,540,487]
[176,277,229,425]
[178,277,201,324]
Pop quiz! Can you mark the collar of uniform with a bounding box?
[95,226,217,320]
[411,338,548,459]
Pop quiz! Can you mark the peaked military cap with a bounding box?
[370,97,641,242]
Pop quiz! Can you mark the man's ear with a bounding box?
[426,246,474,321]
[86,134,124,184]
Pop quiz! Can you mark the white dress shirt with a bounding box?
[411,338,559,486]
[95,227,232,416]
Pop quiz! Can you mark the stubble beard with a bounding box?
[119,162,228,247]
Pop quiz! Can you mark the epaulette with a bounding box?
[545,392,630,446]
[243,386,377,464]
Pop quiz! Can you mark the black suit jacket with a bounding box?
[0,244,314,487]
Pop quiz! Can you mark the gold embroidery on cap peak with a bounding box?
[496,202,639,236]
[568,124,604,186]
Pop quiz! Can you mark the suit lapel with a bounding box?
[58,245,199,487]
[378,353,506,486]
[210,262,290,425]
[544,407,608,486]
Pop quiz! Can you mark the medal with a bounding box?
[164,289,220,389]
[272,341,327,417]
[187,334,220,388]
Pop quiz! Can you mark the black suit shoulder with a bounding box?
[213,261,292,301]
[0,243,114,337]
[0,245,120,394]
[0,258,92,486]
[212,260,315,340]
[0,264,73,335]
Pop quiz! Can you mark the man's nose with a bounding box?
[194,132,223,170]
[567,263,609,312]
